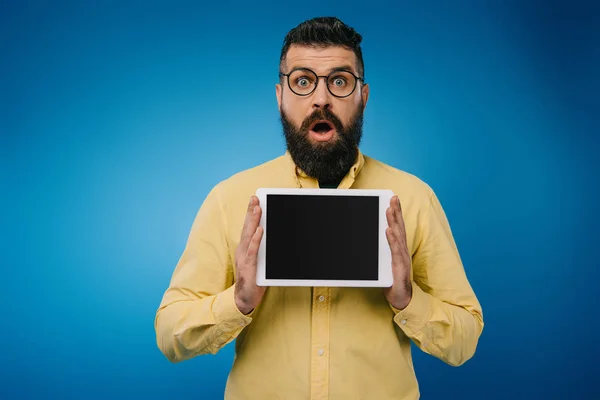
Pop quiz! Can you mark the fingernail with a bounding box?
[249,197,254,205]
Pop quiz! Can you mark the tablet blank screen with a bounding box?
[266,194,379,281]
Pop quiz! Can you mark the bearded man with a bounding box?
[155,16,483,400]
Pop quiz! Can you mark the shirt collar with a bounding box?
[284,149,365,189]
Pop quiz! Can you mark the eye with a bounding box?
[331,76,347,87]
[296,77,311,87]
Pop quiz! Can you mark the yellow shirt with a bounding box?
[155,150,484,400]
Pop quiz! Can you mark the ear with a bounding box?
[276,83,282,112]
[361,83,370,111]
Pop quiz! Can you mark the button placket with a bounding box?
[310,287,331,399]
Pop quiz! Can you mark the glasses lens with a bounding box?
[327,71,357,97]
[287,69,317,95]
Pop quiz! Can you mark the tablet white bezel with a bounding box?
[255,187,394,287]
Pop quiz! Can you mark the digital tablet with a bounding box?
[255,188,394,287]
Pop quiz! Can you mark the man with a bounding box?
[155,16,483,400]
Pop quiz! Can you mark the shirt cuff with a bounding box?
[389,283,433,334]
[212,284,254,333]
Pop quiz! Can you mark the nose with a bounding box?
[312,77,332,110]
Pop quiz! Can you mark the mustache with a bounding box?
[300,108,344,133]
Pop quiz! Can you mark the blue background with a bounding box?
[2,0,598,398]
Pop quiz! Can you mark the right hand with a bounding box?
[234,195,266,315]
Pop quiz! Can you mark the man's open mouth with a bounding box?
[309,120,335,135]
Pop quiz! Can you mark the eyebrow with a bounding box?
[288,65,358,75]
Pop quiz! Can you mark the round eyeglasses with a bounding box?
[279,68,365,98]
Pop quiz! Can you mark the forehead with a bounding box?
[284,45,358,74]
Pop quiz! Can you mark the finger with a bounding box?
[387,199,409,257]
[241,204,262,250]
[386,203,403,243]
[387,226,412,279]
[394,196,406,227]
[389,196,400,225]
[396,198,407,232]
[385,227,403,268]
[386,206,396,231]
[245,226,264,266]
[391,196,407,239]
[240,197,260,247]
[240,196,256,239]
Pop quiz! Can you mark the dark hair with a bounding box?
[279,17,364,79]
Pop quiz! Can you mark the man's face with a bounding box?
[276,45,370,183]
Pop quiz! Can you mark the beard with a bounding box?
[280,102,364,184]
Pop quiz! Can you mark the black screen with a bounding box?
[265,194,379,280]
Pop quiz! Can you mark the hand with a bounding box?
[234,196,266,315]
[383,195,413,310]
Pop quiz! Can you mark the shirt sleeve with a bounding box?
[390,189,484,367]
[154,185,253,363]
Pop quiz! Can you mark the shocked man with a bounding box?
[155,16,484,400]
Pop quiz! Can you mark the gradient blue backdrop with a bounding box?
[2,0,599,399]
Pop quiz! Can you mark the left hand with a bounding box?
[383,195,413,310]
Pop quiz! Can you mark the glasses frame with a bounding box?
[279,67,365,98]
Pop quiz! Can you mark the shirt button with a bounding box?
[317,349,324,356]
[318,296,325,302]
[400,319,407,325]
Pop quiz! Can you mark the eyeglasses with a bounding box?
[279,68,365,98]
